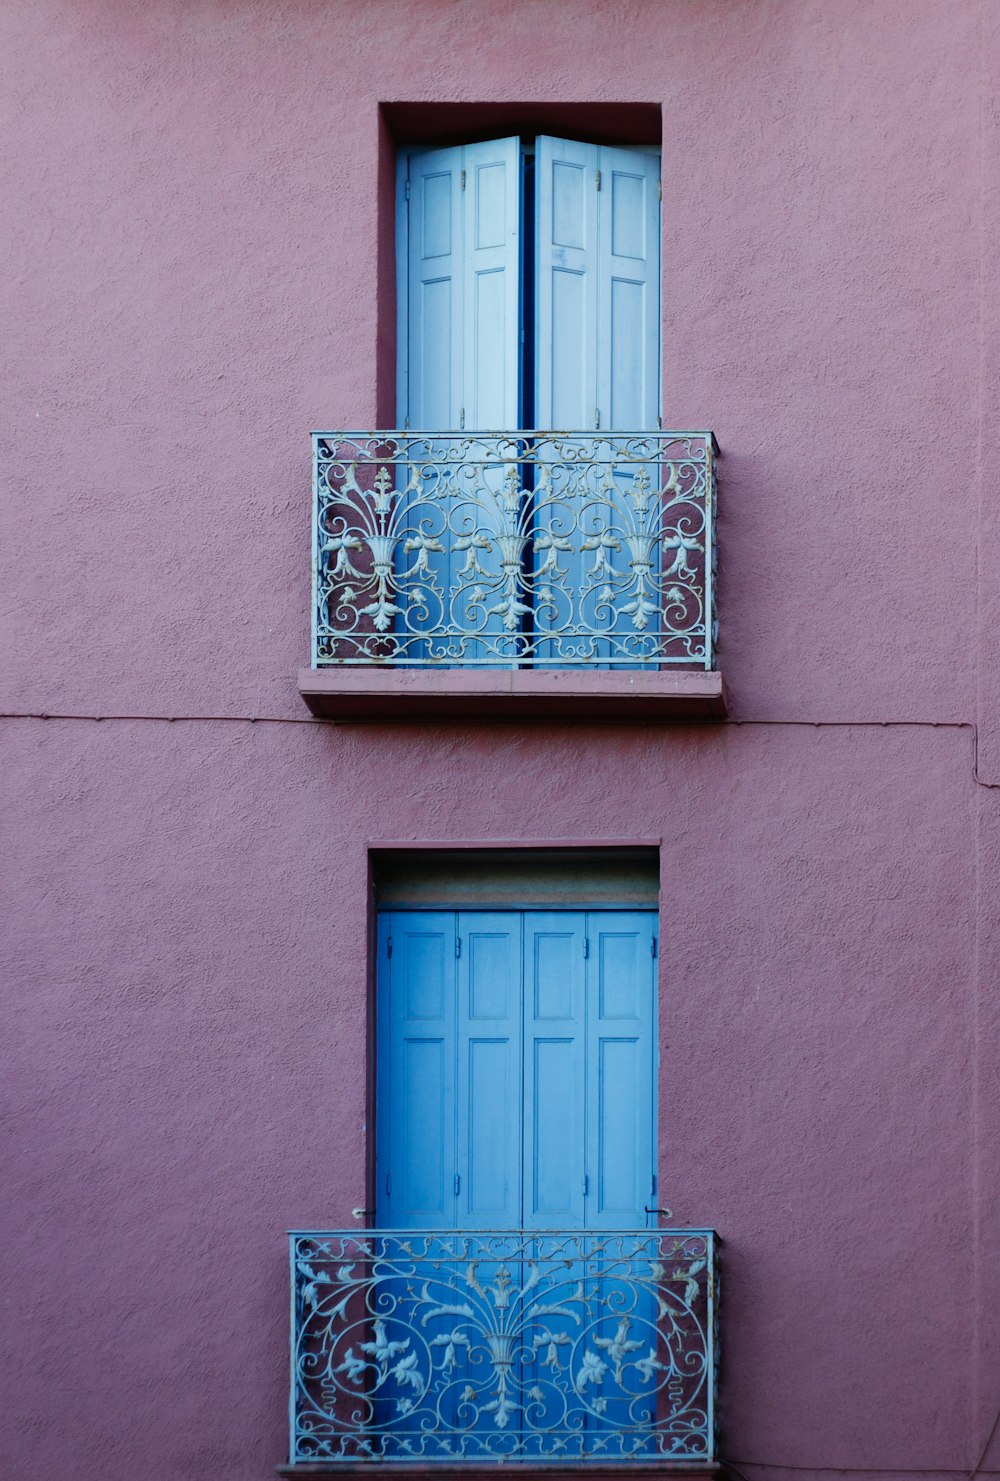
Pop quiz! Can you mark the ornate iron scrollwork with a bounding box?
[310,433,718,670]
[289,1228,718,1465]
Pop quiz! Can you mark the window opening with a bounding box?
[397,134,662,433]
[370,894,663,1460]
[393,136,665,668]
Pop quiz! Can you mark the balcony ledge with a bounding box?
[297,667,727,724]
[278,1468,723,1479]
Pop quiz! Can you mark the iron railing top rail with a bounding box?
[312,429,720,453]
[290,1225,719,1236]
[288,1228,718,1467]
[310,431,718,671]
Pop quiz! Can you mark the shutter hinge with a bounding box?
[387,935,393,959]
[461,169,466,191]
[651,935,657,959]
[386,1173,392,1195]
[460,407,465,430]
[583,1173,590,1197]
[658,176,662,201]
[455,935,461,959]
[594,409,600,430]
[403,416,410,430]
[651,1172,657,1196]
[583,936,589,959]
[454,1173,461,1195]
[405,178,411,200]
[657,413,662,430]
[595,169,601,192]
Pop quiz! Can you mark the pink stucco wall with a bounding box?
[3,2,999,1479]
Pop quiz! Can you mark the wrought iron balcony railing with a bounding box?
[311,433,718,670]
[288,1228,718,1468]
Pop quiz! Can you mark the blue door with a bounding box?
[375,908,656,1230]
[374,909,658,1460]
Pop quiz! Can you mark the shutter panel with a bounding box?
[399,139,521,430]
[398,141,521,662]
[533,140,599,663]
[595,149,661,667]
[377,911,458,1228]
[583,910,657,1452]
[597,145,661,431]
[462,138,522,430]
[585,911,656,1228]
[455,140,522,658]
[534,136,600,429]
[401,147,465,430]
[534,140,661,666]
[456,912,523,1227]
[535,138,659,430]
[522,911,587,1229]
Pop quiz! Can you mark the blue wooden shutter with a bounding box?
[401,148,465,431]
[585,911,656,1228]
[534,140,661,665]
[533,140,597,662]
[583,911,657,1451]
[595,149,662,669]
[596,146,661,431]
[376,911,458,1228]
[457,141,522,658]
[522,911,587,1228]
[461,139,522,430]
[399,139,521,430]
[398,141,521,662]
[456,912,523,1227]
[535,138,659,431]
[534,137,600,429]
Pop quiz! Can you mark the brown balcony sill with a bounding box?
[297,668,727,724]
[278,1467,723,1479]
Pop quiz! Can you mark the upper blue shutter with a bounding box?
[534,140,661,666]
[597,146,661,431]
[397,140,522,662]
[462,139,522,430]
[400,147,464,430]
[535,138,660,430]
[399,138,521,431]
[534,137,600,429]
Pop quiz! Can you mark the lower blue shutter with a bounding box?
[457,913,523,1228]
[377,910,458,1228]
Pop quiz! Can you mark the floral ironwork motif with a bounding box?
[311,433,718,668]
[289,1229,718,1466]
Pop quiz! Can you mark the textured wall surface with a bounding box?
[2,1,999,1479]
